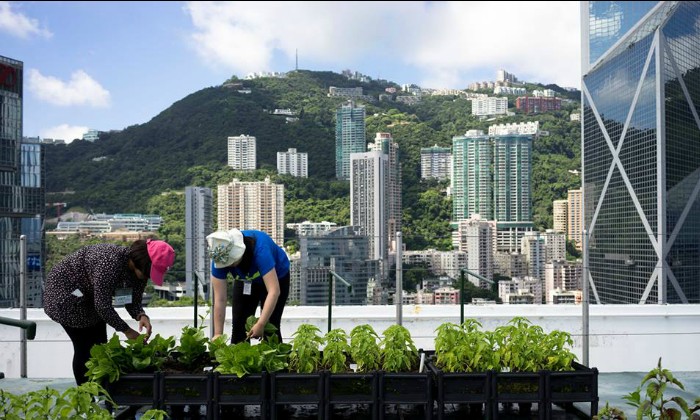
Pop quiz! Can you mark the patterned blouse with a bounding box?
[43,244,146,332]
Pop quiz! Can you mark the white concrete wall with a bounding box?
[1,304,699,378]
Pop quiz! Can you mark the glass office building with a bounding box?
[582,1,700,303]
[335,100,366,180]
[0,55,46,308]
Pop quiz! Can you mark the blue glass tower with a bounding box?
[0,55,46,308]
[582,1,700,303]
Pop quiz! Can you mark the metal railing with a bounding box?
[0,234,36,379]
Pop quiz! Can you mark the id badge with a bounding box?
[243,282,252,295]
[113,288,133,306]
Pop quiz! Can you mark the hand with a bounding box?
[124,328,140,340]
[246,322,265,340]
[212,333,222,341]
[138,315,152,341]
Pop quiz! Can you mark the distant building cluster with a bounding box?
[51,213,163,235]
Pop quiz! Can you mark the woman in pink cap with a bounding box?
[43,238,175,385]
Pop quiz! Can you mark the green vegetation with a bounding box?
[433,317,578,374]
[0,381,167,420]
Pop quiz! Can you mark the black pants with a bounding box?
[62,321,108,385]
[230,274,290,344]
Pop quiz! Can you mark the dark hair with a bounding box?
[128,239,152,278]
[236,235,256,272]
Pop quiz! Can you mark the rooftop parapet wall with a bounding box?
[1,304,698,378]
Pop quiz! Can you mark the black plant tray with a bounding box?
[377,371,433,420]
[214,371,268,405]
[325,371,378,419]
[160,372,212,405]
[270,371,325,404]
[545,362,599,417]
[105,372,159,408]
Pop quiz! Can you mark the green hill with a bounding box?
[44,70,581,256]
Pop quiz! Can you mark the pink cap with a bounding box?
[146,239,175,286]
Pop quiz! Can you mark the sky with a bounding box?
[1,1,581,142]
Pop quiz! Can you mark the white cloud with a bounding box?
[0,1,52,39]
[184,1,581,89]
[28,69,111,107]
[40,124,89,144]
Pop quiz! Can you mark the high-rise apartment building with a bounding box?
[452,130,493,221]
[454,216,494,288]
[369,133,401,252]
[217,177,284,245]
[545,260,583,304]
[452,130,534,253]
[582,1,700,303]
[567,189,582,251]
[350,150,387,261]
[277,148,308,178]
[185,187,213,299]
[553,199,569,233]
[0,56,46,308]
[420,145,451,180]
[471,97,508,116]
[227,134,256,171]
[521,231,546,284]
[335,100,366,180]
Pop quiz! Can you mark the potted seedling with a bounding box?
[377,324,433,420]
[324,326,378,419]
[213,316,290,417]
[270,323,325,420]
[429,319,493,419]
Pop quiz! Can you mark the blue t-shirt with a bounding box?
[210,230,290,283]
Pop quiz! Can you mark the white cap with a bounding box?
[206,229,245,268]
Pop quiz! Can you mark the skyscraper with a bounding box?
[335,100,366,180]
[452,129,534,253]
[582,1,700,303]
[0,56,45,308]
[350,150,387,261]
[369,133,401,252]
[452,130,493,221]
[185,186,212,299]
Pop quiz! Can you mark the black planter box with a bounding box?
[105,372,160,408]
[160,372,212,405]
[491,371,545,419]
[325,371,377,419]
[214,371,268,418]
[377,371,433,420]
[545,362,599,418]
[426,360,490,420]
[269,371,325,420]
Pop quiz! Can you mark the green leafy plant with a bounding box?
[140,409,170,420]
[246,315,280,337]
[0,382,116,419]
[349,324,381,373]
[380,324,418,372]
[434,319,497,373]
[168,323,210,372]
[323,328,350,373]
[213,317,290,378]
[593,402,627,420]
[623,357,700,420]
[289,323,324,373]
[124,333,175,372]
[85,334,129,383]
[542,330,577,371]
